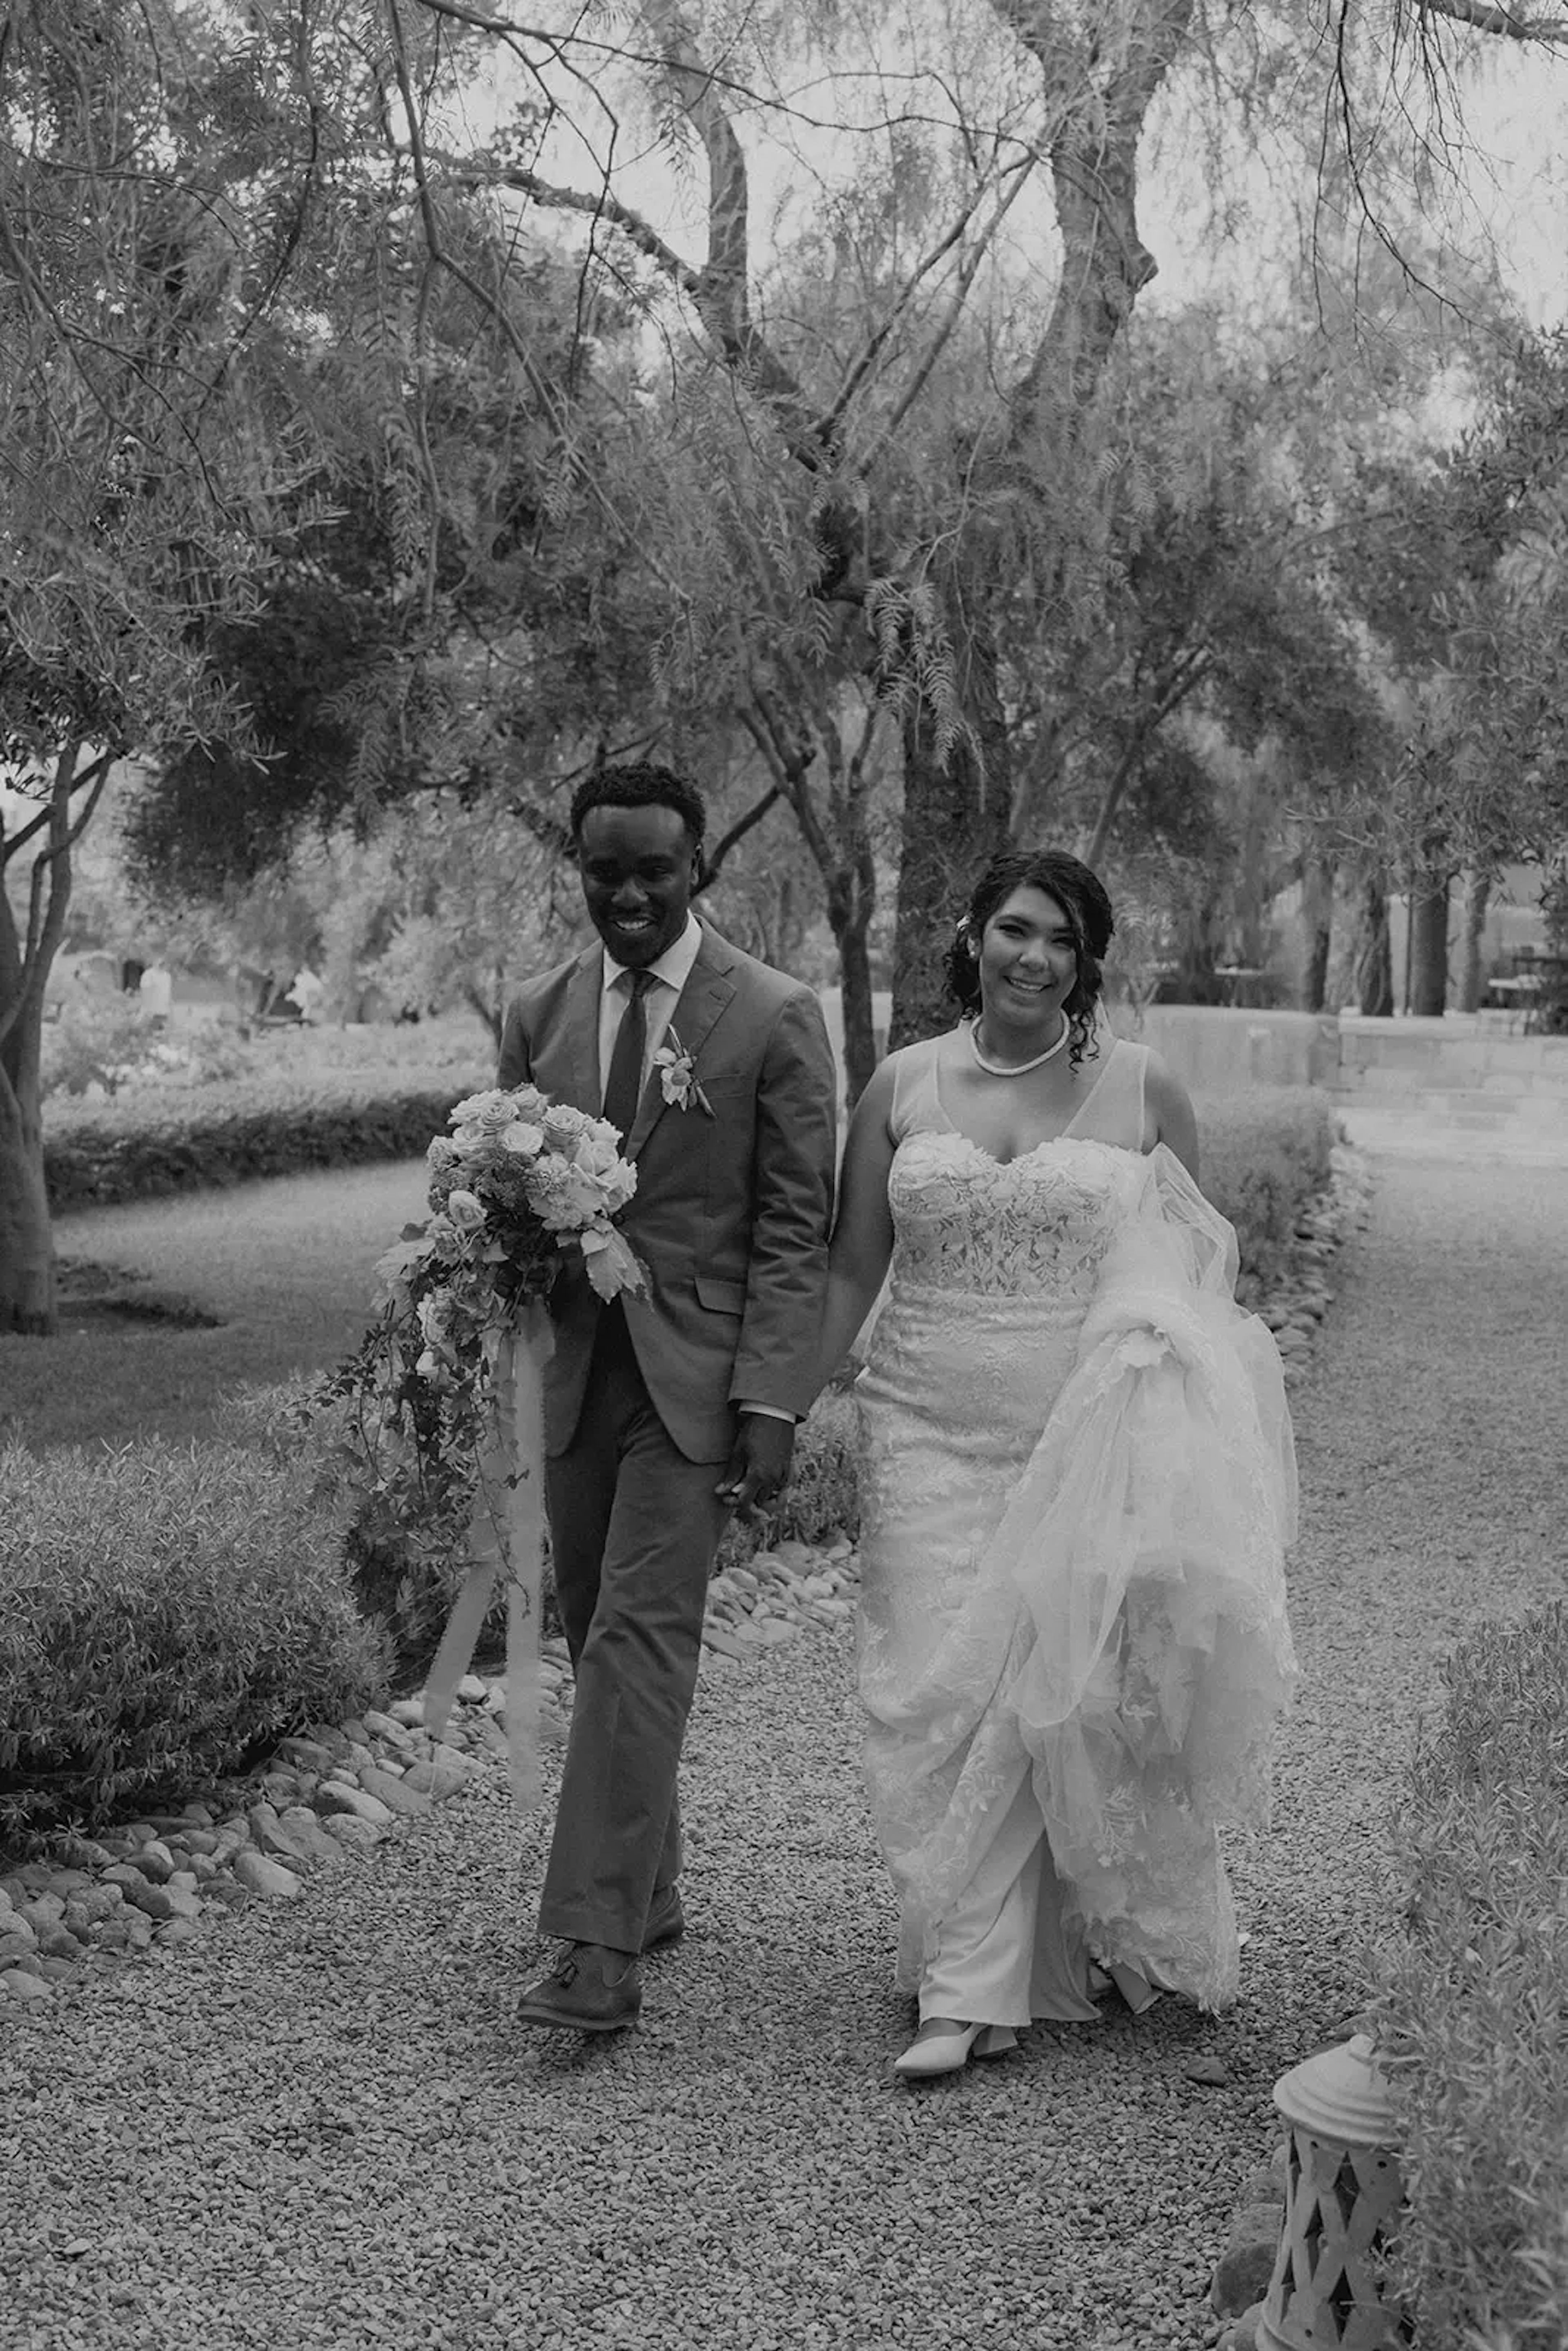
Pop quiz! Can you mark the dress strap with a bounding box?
[1069,1033,1148,1152]
[888,1035,948,1143]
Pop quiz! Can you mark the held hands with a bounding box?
[715,1412,796,1521]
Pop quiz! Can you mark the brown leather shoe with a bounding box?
[641,1886,685,1952]
[516,1942,642,2032]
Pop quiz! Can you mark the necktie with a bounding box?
[603,967,654,1140]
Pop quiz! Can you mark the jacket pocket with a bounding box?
[694,1272,746,1317]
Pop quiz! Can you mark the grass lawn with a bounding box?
[1,1160,429,1450]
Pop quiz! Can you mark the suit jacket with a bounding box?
[497,924,837,1463]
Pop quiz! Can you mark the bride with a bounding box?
[817,850,1298,2078]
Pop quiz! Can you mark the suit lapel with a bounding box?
[626,928,737,1159]
[554,948,603,1117]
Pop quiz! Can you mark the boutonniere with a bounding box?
[653,1026,715,1117]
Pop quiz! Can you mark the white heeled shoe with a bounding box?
[1089,1961,1166,2015]
[893,2021,1018,2079]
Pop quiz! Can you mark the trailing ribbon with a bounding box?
[423,1299,553,1808]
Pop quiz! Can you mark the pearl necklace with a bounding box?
[969,1014,1070,1076]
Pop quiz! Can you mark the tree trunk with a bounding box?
[890,639,1012,1051]
[1300,855,1336,1013]
[889,0,1194,1046]
[0,904,56,1335]
[1356,870,1394,1016]
[1455,870,1490,1012]
[1408,876,1451,1016]
[0,744,109,1335]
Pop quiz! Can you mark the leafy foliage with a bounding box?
[1370,1603,1568,2350]
[1338,326,1568,882]
[1197,1088,1339,1294]
[0,1436,385,1841]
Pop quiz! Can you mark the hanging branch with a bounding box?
[385,0,450,629]
[1083,646,1214,866]
[863,153,1040,472]
[817,173,1005,443]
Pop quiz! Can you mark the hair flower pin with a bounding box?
[653,1025,715,1117]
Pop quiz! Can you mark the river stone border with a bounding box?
[0,1543,862,2011]
[0,1137,1370,2019]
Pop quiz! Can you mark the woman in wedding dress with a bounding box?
[818,851,1298,2078]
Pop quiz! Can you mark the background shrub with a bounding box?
[43,996,184,1097]
[717,1391,860,1572]
[0,1437,386,1845]
[214,1381,471,1684]
[1368,1603,1568,2350]
[1197,1086,1338,1290]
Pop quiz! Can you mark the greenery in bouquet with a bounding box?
[308,1086,644,1578]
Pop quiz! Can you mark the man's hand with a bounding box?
[715,1412,796,1520]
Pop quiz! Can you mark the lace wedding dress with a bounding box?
[855,1030,1298,2022]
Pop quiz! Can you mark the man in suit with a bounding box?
[499,761,837,2030]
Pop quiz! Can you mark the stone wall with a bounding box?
[1125,1005,1341,1095]
[819,989,1345,1102]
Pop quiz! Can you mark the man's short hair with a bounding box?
[570,761,706,848]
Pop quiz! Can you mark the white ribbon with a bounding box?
[423,1300,554,1808]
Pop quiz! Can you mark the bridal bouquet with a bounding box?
[323,1085,644,1575]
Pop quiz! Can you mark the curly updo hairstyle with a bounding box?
[942,848,1116,1072]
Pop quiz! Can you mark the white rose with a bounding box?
[542,1107,584,1153]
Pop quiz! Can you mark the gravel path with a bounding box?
[4,1144,1566,2351]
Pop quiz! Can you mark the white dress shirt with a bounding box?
[598,911,704,1109]
[599,912,790,1427]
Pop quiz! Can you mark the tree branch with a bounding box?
[817,174,1001,443]
[1419,0,1568,36]
[0,744,86,1053]
[477,168,703,299]
[60,753,114,852]
[699,785,783,886]
[0,750,114,873]
[642,0,831,474]
[1082,650,1213,867]
[742,690,836,877]
[0,800,52,868]
[863,154,1038,472]
[508,796,574,859]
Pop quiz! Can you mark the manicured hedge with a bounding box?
[0,1438,386,1840]
[1369,1603,1568,2349]
[44,1085,471,1211]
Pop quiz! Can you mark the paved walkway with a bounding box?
[3,1138,1565,2349]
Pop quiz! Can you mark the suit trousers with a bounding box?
[539,1301,730,1951]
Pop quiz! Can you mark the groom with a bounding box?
[499,761,837,2030]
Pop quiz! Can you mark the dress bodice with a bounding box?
[884,1032,1150,1303]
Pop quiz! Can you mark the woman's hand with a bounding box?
[812,1056,899,1398]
